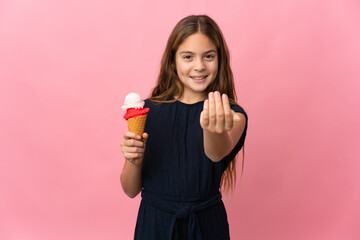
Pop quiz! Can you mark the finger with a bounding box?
[142,132,149,140]
[124,152,143,160]
[122,138,144,148]
[222,94,233,131]
[208,92,216,129]
[121,142,144,159]
[142,133,149,147]
[124,131,142,140]
[214,91,225,132]
[200,99,209,128]
[124,145,145,153]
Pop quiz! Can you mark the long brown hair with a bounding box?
[149,15,244,193]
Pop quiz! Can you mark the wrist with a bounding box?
[203,129,229,136]
[127,158,143,167]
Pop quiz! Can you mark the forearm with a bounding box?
[200,92,245,162]
[203,130,233,162]
[120,161,142,198]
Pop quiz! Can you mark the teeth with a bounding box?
[192,76,206,79]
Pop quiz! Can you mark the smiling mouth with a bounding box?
[191,75,208,82]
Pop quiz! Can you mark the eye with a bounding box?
[204,54,215,60]
[183,55,192,60]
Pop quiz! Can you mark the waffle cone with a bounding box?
[126,114,148,163]
[127,114,148,136]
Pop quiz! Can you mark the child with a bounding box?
[120,15,248,240]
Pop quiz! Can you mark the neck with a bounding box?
[174,92,207,104]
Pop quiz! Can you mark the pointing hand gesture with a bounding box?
[200,91,240,133]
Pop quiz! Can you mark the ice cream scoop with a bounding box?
[122,92,145,111]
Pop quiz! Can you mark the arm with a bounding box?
[120,132,148,198]
[200,91,246,162]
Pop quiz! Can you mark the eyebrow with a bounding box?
[179,50,217,54]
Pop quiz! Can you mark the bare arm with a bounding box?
[120,132,148,198]
[200,92,246,162]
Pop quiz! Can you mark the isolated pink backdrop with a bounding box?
[1,0,360,239]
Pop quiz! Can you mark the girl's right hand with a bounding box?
[120,132,149,164]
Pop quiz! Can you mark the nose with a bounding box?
[194,58,205,71]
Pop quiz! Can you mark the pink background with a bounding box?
[1,0,360,239]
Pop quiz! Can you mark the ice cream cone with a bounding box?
[122,92,150,164]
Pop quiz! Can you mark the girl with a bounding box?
[120,15,248,240]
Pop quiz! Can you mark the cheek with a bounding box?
[209,62,218,75]
[176,62,189,76]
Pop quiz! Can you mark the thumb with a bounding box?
[142,133,149,145]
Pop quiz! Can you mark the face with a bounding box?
[175,32,218,102]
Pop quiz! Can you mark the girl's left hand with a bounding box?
[200,91,240,133]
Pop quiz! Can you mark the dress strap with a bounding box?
[141,191,222,240]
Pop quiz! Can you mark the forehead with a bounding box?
[177,33,217,53]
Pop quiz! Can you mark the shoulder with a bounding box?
[230,103,248,120]
[144,99,173,115]
[144,99,176,108]
[145,99,164,107]
[144,99,152,108]
[144,99,162,109]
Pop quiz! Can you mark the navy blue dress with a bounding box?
[134,99,248,240]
